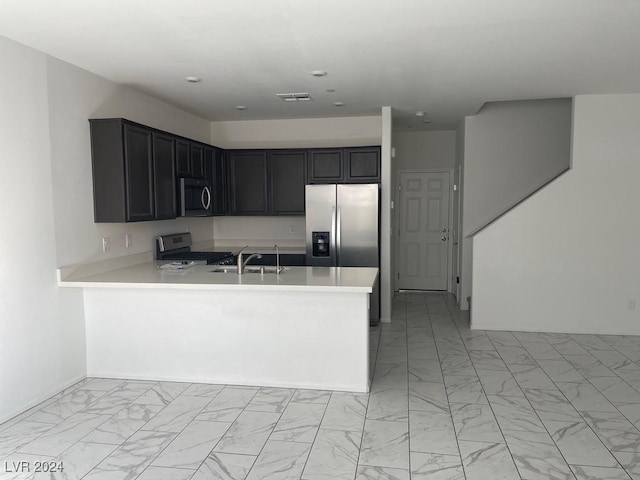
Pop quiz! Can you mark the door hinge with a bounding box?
[398,185,401,191]
[397,272,400,279]
[456,276,460,284]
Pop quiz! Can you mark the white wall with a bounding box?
[0,35,218,423]
[464,99,572,236]
[457,120,472,310]
[46,57,214,267]
[212,217,305,247]
[380,107,393,322]
[211,116,381,149]
[392,130,456,170]
[0,37,85,423]
[473,94,640,334]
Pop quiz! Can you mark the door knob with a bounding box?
[442,228,447,233]
[441,236,447,241]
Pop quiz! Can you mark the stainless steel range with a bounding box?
[156,232,233,265]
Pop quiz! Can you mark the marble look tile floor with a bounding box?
[2,293,640,479]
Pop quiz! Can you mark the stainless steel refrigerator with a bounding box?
[305,184,380,321]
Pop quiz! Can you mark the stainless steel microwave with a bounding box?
[179,178,213,217]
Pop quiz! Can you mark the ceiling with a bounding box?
[1,0,639,131]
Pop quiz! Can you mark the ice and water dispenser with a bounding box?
[311,232,330,257]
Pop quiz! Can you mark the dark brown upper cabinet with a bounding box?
[227,149,307,216]
[344,147,381,183]
[90,117,379,222]
[190,143,205,179]
[227,150,269,215]
[152,132,177,220]
[308,146,380,183]
[175,140,205,179]
[176,139,190,177]
[308,149,344,183]
[269,150,307,215]
[90,118,175,222]
[204,146,227,215]
[123,124,154,221]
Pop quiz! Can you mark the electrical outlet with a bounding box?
[125,233,132,248]
[102,237,110,252]
[628,299,637,311]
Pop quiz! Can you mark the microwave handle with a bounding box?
[201,186,212,210]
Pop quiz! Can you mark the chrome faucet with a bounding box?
[274,244,280,275]
[237,246,262,275]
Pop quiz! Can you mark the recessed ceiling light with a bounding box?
[311,70,328,77]
[235,106,247,110]
[326,88,336,93]
[185,76,202,83]
[333,101,345,107]
[415,111,425,117]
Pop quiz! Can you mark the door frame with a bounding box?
[453,165,462,301]
[394,168,455,293]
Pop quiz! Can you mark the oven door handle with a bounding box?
[201,186,212,210]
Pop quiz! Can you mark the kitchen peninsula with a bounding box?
[59,257,378,393]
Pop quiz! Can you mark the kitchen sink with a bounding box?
[209,265,235,273]
[209,265,287,274]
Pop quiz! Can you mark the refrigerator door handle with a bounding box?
[336,206,342,266]
[331,206,337,266]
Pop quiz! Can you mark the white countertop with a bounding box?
[59,261,378,293]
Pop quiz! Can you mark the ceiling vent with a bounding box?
[276,92,312,102]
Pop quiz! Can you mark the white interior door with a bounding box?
[397,171,450,290]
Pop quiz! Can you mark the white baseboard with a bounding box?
[0,374,86,427]
[86,372,369,394]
